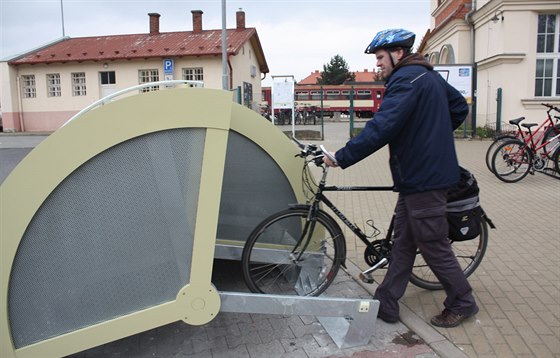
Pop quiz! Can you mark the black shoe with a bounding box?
[430,306,479,328]
[377,309,399,323]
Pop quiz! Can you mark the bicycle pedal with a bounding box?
[359,272,375,284]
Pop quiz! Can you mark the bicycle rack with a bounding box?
[1,86,380,357]
[219,292,379,349]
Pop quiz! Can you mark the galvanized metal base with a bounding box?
[219,291,379,348]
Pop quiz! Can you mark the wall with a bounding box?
[229,42,263,111]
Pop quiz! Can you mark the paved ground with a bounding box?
[1,121,559,357]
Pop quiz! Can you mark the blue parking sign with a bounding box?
[163,59,174,74]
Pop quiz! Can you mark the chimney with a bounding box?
[192,10,203,33]
[148,13,160,35]
[236,9,245,29]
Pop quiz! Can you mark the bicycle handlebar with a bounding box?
[320,145,338,166]
[291,138,327,166]
[542,103,560,113]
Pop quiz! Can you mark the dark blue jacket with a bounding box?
[335,54,468,194]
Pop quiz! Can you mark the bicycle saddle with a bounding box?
[509,117,525,125]
[521,123,538,129]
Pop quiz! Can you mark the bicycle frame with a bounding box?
[515,105,560,150]
[307,166,394,256]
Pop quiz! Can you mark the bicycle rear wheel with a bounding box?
[409,218,489,290]
[241,207,345,296]
[491,139,532,182]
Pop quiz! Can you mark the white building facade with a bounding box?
[422,0,560,130]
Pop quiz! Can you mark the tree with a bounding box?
[317,54,355,85]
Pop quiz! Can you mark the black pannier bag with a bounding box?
[447,167,482,241]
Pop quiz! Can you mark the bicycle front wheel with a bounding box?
[491,139,532,182]
[485,134,518,173]
[409,218,489,290]
[242,208,345,296]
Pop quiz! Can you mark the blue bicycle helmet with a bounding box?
[364,29,416,54]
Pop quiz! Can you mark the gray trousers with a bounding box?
[374,189,477,317]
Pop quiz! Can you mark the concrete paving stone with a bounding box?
[290,321,327,338]
[191,336,228,354]
[469,336,495,356]
[527,344,555,358]
[429,340,470,358]
[206,312,252,327]
[211,343,251,358]
[205,322,241,340]
[257,326,296,344]
[183,349,212,358]
[479,324,507,344]
[245,339,287,357]
[527,317,554,336]
[300,315,319,325]
[535,310,560,327]
[280,334,319,353]
[226,328,263,349]
[175,338,195,356]
[446,325,470,345]
[237,317,273,333]
[503,334,533,355]
[541,334,560,354]
[485,343,515,358]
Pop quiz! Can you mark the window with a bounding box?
[535,14,560,97]
[341,90,351,100]
[72,72,86,96]
[100,71,116,85]
[356,90,372,100]
[243,82,253,108]
[182,67,203,82]
[310,91,322,100]
[47,73,61,97]
[21,75,36,98]
[295,91,309,100]
[326,90,340,100]
[139,69,159,92]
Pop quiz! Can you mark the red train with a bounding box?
[261,83,385,121]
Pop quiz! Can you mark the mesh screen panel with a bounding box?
[8,128,205,348]
[217,131,297,243]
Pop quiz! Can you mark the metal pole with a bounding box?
[349,86,355,138]
[320,86,324,140]
[221,0,228,90]
[60,0,65,37]
[496,87,502,134]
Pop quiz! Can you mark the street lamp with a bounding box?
[491,10,504,23]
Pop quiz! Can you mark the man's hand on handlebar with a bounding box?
[323,153,338,167]
[319,145,339,167]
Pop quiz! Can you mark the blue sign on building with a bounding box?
[163,59,174,74]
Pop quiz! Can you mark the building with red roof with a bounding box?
[298,68,380,85]
[1,10,269,132]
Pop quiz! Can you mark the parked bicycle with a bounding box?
[485,103,560,175]
[490,104,560,182]
[241,140,495,296]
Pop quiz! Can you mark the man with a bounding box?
[323,29,479,328]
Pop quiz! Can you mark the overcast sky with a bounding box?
[1,0,431,85]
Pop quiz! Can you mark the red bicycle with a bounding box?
[490,104,560,182]
[485,103,560,173]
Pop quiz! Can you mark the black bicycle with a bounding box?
[241,140,492,296]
